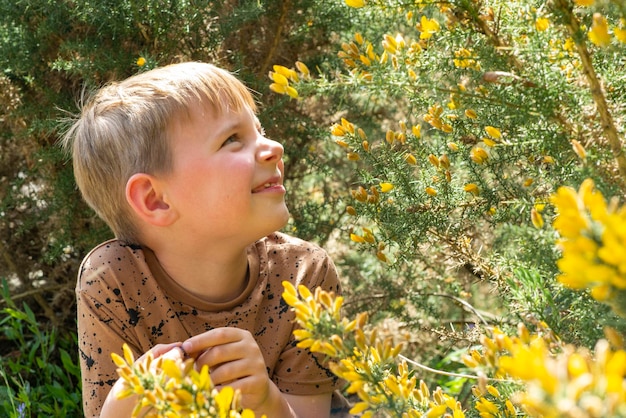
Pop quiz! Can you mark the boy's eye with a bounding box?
[222,134,239,146]
[257,125,266,136]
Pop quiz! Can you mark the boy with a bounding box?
[63,61,343,417]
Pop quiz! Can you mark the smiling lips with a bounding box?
[252,180,283,193]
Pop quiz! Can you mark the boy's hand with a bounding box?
[182,328,273,412]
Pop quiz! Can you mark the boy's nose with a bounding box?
[257,137,284,163]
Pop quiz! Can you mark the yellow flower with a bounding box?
[535,17,550,32]
[269,83,287,95]
[295,61,310,77]
[428,154,440,168]
[531,207,544,229]
[273,64,298,81]
[425,186,437,196]
[341,117,355,134]
[136,57,146,67]
[484,126,502,139]
[470,147,489,164]
[215,386,235,418]
[475,397,499,416]
[270,82,298,98]
[419,16,440,40]
[285,86,299,99]
[350,233,366,243]
[567,352,589,377]
[331,124,346,137]
[453,48,480,70]
[571,139,586,161]
[380,182,394,192]
[482,138,496,147]
[425,404,448,417]
[574,0,594,5]
[615,26,626,43]
[464,183,480,196]
[271,71,290,86]
[345,0,365,8]
[589,13,611,47]
[465,109,477,119]
[161,358,183,381]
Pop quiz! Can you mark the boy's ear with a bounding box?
[126,173,177,227]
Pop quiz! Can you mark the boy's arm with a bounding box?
[283,392,333,418]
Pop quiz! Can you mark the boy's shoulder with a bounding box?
[81,239,144,261]
[78,239,146,279]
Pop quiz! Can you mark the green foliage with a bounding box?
[0,279,82,417]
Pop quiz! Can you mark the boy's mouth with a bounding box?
[252,180,282,193]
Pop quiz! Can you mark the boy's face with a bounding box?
[162,100,290,246]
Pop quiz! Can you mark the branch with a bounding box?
[260,0,291,75]
[555,0,626,185]
[399,354,513,383]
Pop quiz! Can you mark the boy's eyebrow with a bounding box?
[209,112,260,139]
[212,120,243,139]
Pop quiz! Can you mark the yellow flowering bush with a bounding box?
[265,0,626,417]
[283,282,626,418]
[551,179,626,316]
[110,344,257,418]
[268,0,626,338]
[282,281,466,418]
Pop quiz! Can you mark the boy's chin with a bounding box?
[264,210,290,235]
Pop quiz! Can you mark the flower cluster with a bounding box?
[268,63,310,99]
[535,2,626,48]
[282,282,466,417]
[111,344,257,418]
[464,323,626,418]
[551,179,626,315]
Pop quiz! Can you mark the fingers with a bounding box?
[150,342,183,358]
[199,347,266,385]
[181,328,267,386]
[182,327,252,357]
[181,328,272,411]
[158,345,186,362]
[134,342,182,364]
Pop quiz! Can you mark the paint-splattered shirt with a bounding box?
[76,232,341,417]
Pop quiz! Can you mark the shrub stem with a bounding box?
[556,0,626,185]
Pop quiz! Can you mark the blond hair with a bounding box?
[63,62,257,244]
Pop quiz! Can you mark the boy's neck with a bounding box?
[150,242,250,303]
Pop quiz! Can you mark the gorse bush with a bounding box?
[265,0,626,415]
[270,0,626,345]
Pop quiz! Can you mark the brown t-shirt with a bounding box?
[76,232,341,417]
